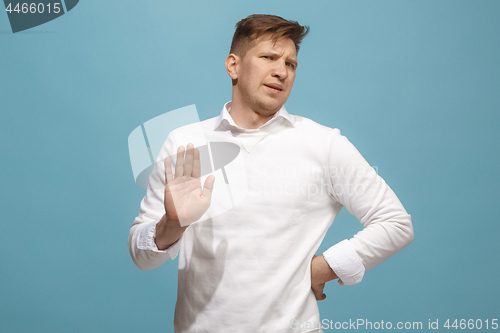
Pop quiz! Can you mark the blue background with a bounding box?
[1,0,499,332]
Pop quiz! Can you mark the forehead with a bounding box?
[249,35,297,58]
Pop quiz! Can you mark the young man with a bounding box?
[129,14,413,333]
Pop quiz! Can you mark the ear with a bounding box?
[225,53,239,80]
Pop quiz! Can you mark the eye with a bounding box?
[286,62,296,69]
[262,55,273,60]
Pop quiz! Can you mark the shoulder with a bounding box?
[168,116,218,142]
[155,115,219,160]
[170,115,218,135]
[288,113,361,160]
[289,114,342,140]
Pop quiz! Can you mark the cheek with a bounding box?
[240,66,256,82]
[286,76,295,92]
[242,75,257,91]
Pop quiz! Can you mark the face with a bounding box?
[229,35,298,117]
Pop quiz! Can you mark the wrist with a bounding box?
[312,255,338,284]
[154,215,187,250]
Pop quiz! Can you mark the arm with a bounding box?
[312,130,413,298]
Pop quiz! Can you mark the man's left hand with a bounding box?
[311,255,339,301]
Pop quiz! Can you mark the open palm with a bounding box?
[164,143,215,227]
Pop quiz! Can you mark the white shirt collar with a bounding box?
[214,101,294,132]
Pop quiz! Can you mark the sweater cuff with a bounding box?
[137,219,181,260]
[323,239,365,286]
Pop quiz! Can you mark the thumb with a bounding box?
[202,175,215,199]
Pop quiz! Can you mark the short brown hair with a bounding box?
[230,14,309,57]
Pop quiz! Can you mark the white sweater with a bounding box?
[128,102,413,333]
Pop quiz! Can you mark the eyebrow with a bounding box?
[263,51,298,67]
[287,58,298,68]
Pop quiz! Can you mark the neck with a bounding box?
[230,89,281,129]
[228,99,280,130]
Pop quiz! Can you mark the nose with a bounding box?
[272,60,288,80]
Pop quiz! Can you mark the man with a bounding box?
[129,14,413,333]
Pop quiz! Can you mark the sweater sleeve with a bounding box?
[323,130,413,285]
[128,132,181,270]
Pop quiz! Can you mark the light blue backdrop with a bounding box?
[1,1,499,332]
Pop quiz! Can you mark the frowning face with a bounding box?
[228,35,298,118]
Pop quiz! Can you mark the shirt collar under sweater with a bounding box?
[213,101,294,133]
[213,101,294,153]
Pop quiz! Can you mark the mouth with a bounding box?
[264,84,283,93]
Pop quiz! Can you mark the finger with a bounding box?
[183,143,195,178]
[192,148,201,179]
[313,287,322,300]
[312,283,326,300]
[175,146,185,178]
[202,175,216,199]
[164,156,174,184]
[314,290,326,301]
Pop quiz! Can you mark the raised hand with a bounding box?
[163,143,216,227]
[155,143,215,250]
